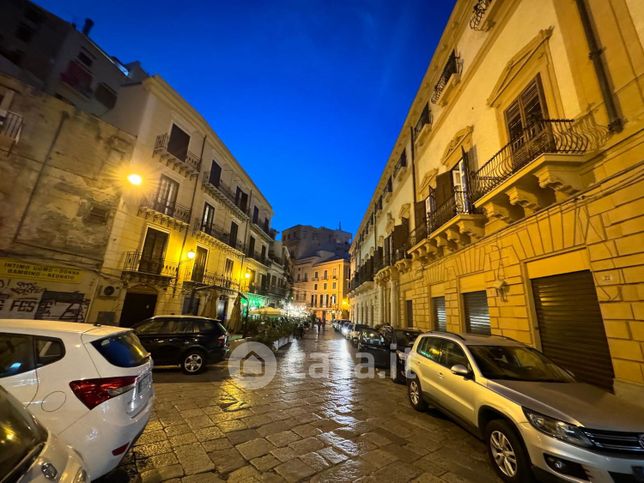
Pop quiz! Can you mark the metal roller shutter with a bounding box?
[531,270,614,390]
[463,291,491,335]
[432,297,447,331]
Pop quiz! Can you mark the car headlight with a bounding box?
[74,468,88,483]
[523,408,592,448]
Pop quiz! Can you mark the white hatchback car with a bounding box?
[0,319,154,480]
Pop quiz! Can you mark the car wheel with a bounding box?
[485,420,533,482]
[407,374,427,411]
[182,350,206,374]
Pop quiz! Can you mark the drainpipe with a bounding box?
[13,111,69,244]
[410,128,418,206]
[176,134,207,305]
[575,0,623,133]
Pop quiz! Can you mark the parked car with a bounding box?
[340,321,352,337]
[384,327,423,383]
[132,315,229,374]
[333,319,350,332]
[0,319,154,480]
[0,385,88,483]
[348,324,369,345]
[356,329,389,367]
[405,331,644,482]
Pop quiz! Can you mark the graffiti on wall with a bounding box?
[0,278,89,321]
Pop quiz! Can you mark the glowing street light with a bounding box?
[244,271,251,279]
[127,173,143,186]
[187,250,196,260]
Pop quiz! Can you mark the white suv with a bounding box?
[405,332,644,482]
[0,319,154,480]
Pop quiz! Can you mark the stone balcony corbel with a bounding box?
[533,162,586,203]
[505,186,547,216]
[480,199,521,235]
[456,217,485,242]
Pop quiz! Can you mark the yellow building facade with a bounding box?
[292,256,350,321]
[349,0,644,399]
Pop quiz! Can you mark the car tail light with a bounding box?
[112,443,129,456]
[69,376,136,409]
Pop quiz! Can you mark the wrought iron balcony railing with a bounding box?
[431,51,461,104]
[428,190,479,233]
[184,266,238,289]
[410,224,428,247]
[469,0,493,30]
[470,119,592,202]
[123,251,177,278]
[414,104,431,139]
[154,133,201,172]
[141,198,191,224]
[0,111,24,144]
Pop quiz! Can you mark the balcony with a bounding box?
[184,267,239,291]
[251,220,275,241]
[59,60,93,98]
[471,119,595,234]
[122,251,177,285]
[469,0,494,31]
[195,222,243,253]
[153,133,201,177]
[201,176,249,219]
[409,190,485,263]
[139,198,191,229]
[431,51,461,106]
[413,104,432,147]
[0,111,23,148]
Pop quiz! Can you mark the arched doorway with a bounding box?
[119,286,157,326]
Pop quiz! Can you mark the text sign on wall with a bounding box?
[0,259,81,284]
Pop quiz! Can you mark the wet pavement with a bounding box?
[110,329,499,482]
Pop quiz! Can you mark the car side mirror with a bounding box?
[450,364,472,379]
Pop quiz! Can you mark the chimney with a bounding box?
[82,18,94,36]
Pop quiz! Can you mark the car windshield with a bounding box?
[395,330,421,347]
[468,345,574,382]
[0,388,46,480]
[354,324,368,331]
[361,330,383,345]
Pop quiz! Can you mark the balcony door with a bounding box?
[451,154,470,213]
[156,175,179,216]
[229,221,238,248]
[140,228,168,274]
[191,247,208,283]
[504,75,550,168]
[167,124,190,161]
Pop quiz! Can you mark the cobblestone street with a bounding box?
[114,330,499,482]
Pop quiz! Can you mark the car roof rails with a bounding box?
[427,330,465,340]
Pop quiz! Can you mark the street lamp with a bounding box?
[187,250,196,260]
[127,173,143,186]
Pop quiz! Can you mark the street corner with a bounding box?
[227,341,277,390]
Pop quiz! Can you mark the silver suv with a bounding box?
[405,332,644,482]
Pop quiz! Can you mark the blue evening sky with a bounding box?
[39,0,455,238]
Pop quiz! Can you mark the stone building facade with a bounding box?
[0,73,135,321]
[349,0,644,399]
[292,256,350,321]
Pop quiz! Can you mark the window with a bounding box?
[209,161,221,186]
[314,284,318,290]
[91,332,148,368]
[314,272,318,280]
[134,319,164,334]
[139,228,168,274]
[15,23,36,43]
[332,268,337,278]
[0,334,34,377]
[416,337,441,362]
[77,51,93,67]
[324,283,327,290]
[414,103,431,138]
[192,247,207,283]
[260,245,266,261]
[253,206,259,224]
[155,175,179,215]
[324,270,328,280]
[504,75,548,143]
[167,124,190,161]
[229,221,238,248]
[201,203,215,234]
[224,258,234,277]
[311,295,315,306]
[235,187,248,212]
[332,282,336,289]
[36,338,64,367]
[95,83,117,109]
[248,236,256,256]
[439,340,470,369]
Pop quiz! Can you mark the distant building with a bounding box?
[292,256,350,321]
[0,0,142,117]
[282,224,351,260]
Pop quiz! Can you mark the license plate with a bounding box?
[137,372,152,394]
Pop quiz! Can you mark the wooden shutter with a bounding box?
[463,291,490,335]
[531,270,614,390]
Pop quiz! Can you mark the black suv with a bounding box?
[132,315,229,374]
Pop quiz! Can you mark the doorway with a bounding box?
[119,292,157,326]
